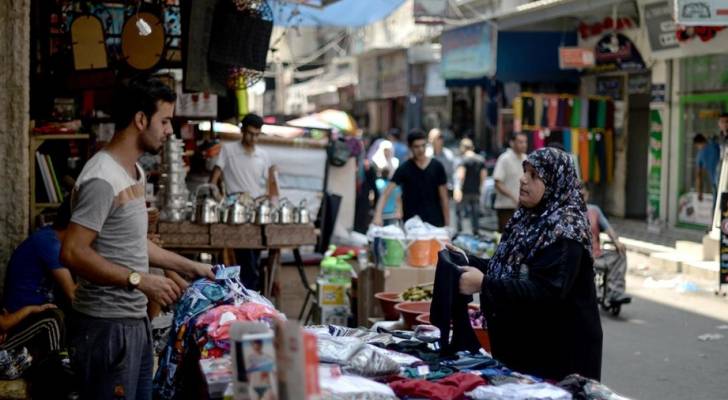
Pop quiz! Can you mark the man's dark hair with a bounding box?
[53,197,72,230]
[241,113,264,130]
[112,76,176,131]
[510,131,528,141]
[693,133,707,144]
[720,112,728,119]
[380,167,391,179]
[407,129,426,147]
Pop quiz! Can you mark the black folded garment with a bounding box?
[430,249,481,355]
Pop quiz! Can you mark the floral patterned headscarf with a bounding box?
[487,147,592,280]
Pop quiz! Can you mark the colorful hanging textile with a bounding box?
[597,100,607,129]
[595,131,607,185]
[533,129,545,149]
[534,96,543,130]
[513,97,523,133]
[580,97,589,129]
[563,129,573,153]
[605,129,614,183]
[547,96,558,129]
[570,98,581,128]
[556,98,569,128]
[579,129,590,182]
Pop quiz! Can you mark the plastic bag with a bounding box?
[316,335,365,364]
[467,383,572,400]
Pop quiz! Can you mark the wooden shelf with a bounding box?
[31,133,90,141]
[35,203,62,209]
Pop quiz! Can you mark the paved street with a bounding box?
[601,253,728,400]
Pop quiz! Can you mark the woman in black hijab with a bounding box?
[458,147,603,381]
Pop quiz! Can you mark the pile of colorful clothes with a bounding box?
[153,265,284,400]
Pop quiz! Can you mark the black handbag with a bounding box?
[328,138,351,167]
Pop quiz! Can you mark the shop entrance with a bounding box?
[625,89,650,218]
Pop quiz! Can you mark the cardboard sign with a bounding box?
[559,47,595,69]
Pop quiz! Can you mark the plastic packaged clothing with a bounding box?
[466,383,573,400]
[389,372,485,400]
[316,335,365,364]
[558,374,631,400]
[345,345,401,378]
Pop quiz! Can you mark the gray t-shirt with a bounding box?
[70,151,149,319]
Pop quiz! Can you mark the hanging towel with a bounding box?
[597,100,607,129]
[547,96,558,129]
[430,250,481,355]
[570,98,582,128]
[579,129,590,182]
[580,97,589,128]
[588,99,599,129]
[534,96,544,130]
[563,129,573,153]
[605,129,614,183]
[571,128,580,157]
[514,97,523,133]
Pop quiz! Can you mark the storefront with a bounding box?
[356,48,409,135]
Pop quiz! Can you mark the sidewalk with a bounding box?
[607,217,705,248]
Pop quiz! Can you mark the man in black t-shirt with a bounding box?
[454,138,486,235]
[373,129,450,227]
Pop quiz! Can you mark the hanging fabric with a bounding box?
[606,100,615,131]
[587,99,599,129]
[579,129,590,182]
[534,96,544,130]
[523,96,536,128]
[546,129,564,149]
[597,100,607,129]
[556,98,569,128]
[580,97,589,129]
[595,131,607,185]
[514,97,523,133]
[588,131,597,183]
[571,128,580,158]
[570,98,581,128]
[547,96,558,129]
[533,129,545,149]
[541,96,550,128]
[605,129,614,183]
[563,129,572,153]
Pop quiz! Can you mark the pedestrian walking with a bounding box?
[493,132,528,232]
[374,129,450,228]
[454,138,486,235]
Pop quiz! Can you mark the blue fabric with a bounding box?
[273,0,406,27]
[696,138,720,186]
[376,178,400,215]
[3,227,63,312]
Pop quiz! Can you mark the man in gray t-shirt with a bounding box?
[61,77,214,400]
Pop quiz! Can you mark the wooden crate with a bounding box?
[158,221,210,235]
[159,232,210,246]
[264,224,317,247]
[210,224,263,248]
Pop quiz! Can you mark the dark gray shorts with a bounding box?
[69,312,153,400]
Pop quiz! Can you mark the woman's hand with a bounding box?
[459,266,484,295]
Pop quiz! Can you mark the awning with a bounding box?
[274,0,406,27]
[495,0,628,31]
[445,31,579,86]
[495,31,579,83]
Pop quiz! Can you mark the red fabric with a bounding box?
[389,373,485,400]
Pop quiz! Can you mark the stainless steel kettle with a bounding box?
[254,195,273,225]
[194,184,220,224]
[275,198,295,224]
[226,193,255,225]
[295,199,311,224]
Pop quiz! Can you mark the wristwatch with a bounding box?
[127,271,142,291]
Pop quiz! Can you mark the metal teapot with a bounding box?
[193,184,220,224]
[295,199,311,224]
[273,198,295,224]
[254,195,273,225]
[226,193,255,225]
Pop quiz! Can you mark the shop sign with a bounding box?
[441,21,496,80]
[379,50,409,99]
[675,0,728,26]
[651,83,666,103]
[357,54,379,100]
[592,33,646,73]
[644,1,680,52]
[559,47,595,69]
[414,0,447,24]
[628,73,651,95]
[720,193,728,285]
[647,109,663,228]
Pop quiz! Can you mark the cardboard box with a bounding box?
[275,320,321,400]
[383,265,436,293]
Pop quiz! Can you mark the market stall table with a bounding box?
[158,222,318,301]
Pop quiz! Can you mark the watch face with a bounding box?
[129,272,141,286]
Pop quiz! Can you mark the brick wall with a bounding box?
[0,0,31,291]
